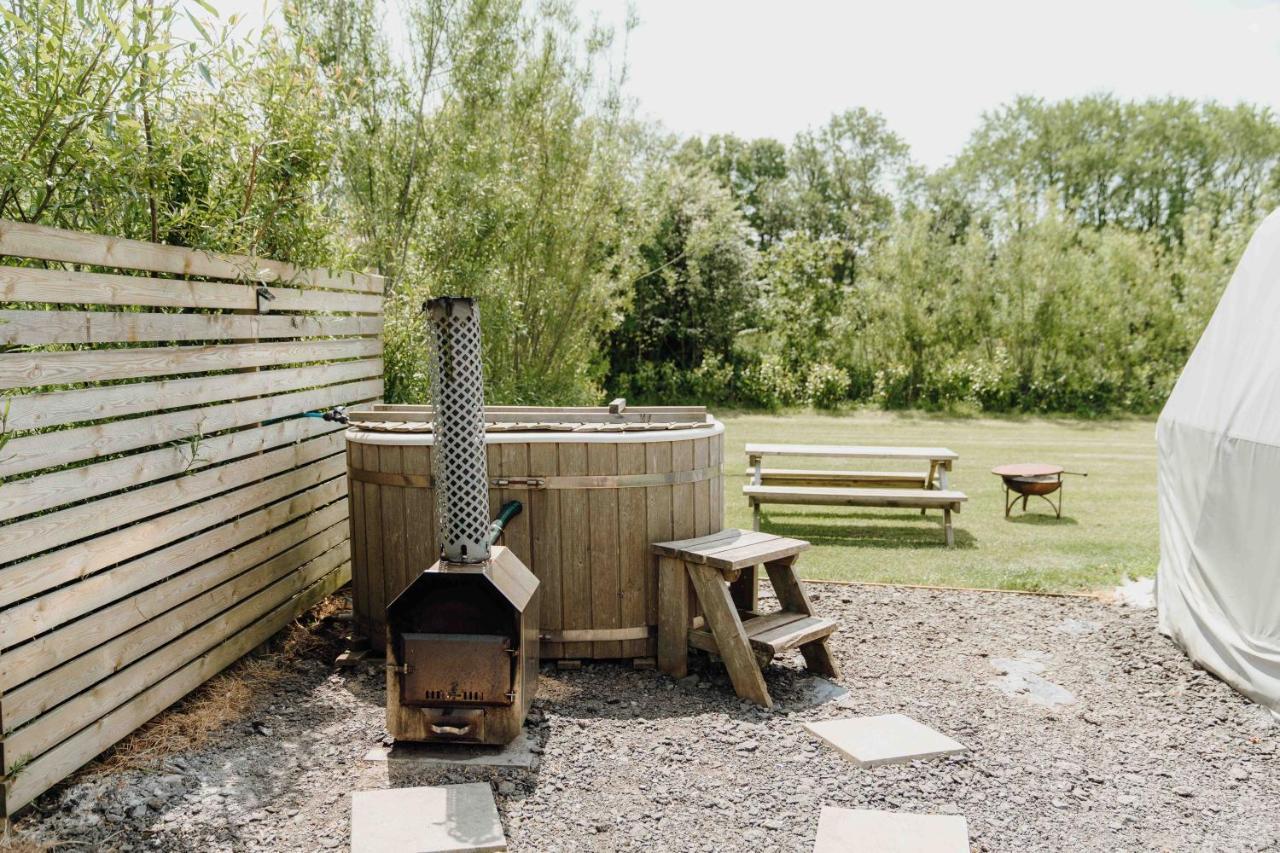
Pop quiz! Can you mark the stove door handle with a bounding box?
[429,722,474,736]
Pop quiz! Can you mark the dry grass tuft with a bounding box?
[87,593,347,775]
[0,830,54,852]
[90,659,287,775]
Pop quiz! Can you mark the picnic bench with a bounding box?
[744,443,968,547]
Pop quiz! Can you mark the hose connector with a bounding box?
[485,500,524,548]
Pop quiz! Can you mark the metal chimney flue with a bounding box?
[425,296,491,563]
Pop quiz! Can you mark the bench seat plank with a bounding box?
[744,484,966,510]
[749,468,931,487]
[651,529,810,570]
[689,614,836,657]
[651,528,764,558]
[749,615,837,654]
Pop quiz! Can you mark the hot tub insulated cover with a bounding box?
[425,296,491,563]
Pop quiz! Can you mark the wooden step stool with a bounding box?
[651,529,841,708]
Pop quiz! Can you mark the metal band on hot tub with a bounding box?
[346,465,723,490]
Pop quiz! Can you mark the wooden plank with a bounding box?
[378,445,407,618]
[0,265,252,310]
[645,441,673,631]
[745,443,959,462]
[700,537,810,572]
[711,432,724,530]
[587,443,621,658]
[693,531,782,558]
[0,377,381,480]
[616,442,649,658]
[0,415,345,522]
[656,557,689,679]
[0,483,348,657]
[748,616,836,656]
[2,358,383,432]
[2,522,349,740]
[741,611,810,639]
[348,441,370,642]
[693,437,711,540]
[0,438,345,596]
[0,309,383,346]
[741,485,967,509]
[652,529,770,559]
[0,337,381,390]
[670,440,695,547]
[401,444,433,594]
[753,469,930,488]
[686,563,772,708]
[557,443,591,659]
[1,561,350,813]
[762,559,814,617]
[527,442,562,659]
[362,443,386,651]
[261,286,382,315]
[0,219,384,293]
[0,430,344,565]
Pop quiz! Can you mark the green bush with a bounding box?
[804,363,851,409]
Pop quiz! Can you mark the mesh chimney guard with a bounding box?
[426,296,491,563]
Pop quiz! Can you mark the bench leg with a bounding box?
[944,508,954,548]
[763,556,814,616]
[751,499,761,532]
[800,639,841,679]
[765,557,841,677]
[657,557,689,679]
[687,564,772,708]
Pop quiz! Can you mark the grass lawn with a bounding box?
[719,410,1158,593]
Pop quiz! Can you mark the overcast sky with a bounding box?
[216,0,1280,169]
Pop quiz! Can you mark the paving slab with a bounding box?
[814,807,969,853]
[351,783,506,853]
[363,732,539,770]
[803,713,967,767]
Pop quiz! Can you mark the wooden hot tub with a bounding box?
[345,405,724,660]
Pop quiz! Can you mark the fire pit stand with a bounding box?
[991,463,1086,519]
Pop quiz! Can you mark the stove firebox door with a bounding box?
[399,633,514,707]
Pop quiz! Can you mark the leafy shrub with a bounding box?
[737,356,802,410]
[804,363,851,409]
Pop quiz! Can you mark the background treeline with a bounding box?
[5,0,1278,413]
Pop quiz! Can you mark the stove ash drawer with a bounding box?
[416,707,487,742]
[399,632,515,707]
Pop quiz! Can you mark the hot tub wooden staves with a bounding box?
[344,406,725,660]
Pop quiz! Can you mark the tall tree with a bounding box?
[788,108,911,283]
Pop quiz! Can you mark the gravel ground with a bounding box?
[12,582,1280,852]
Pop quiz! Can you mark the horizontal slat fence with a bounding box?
[0,221,383,816]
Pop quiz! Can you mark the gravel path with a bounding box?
[13,583,1279,852]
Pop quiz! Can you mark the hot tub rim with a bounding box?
[344,416,724,446]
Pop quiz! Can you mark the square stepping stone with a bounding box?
[814,807,969,853]
[351,783,506,853]
[803,713,966,767]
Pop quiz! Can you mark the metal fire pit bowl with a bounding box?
[991,463,1086,518]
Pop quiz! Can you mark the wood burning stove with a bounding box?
[386,547,538,743]
[385,297,540,745]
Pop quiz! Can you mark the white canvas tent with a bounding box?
[1157,208,1280,716]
